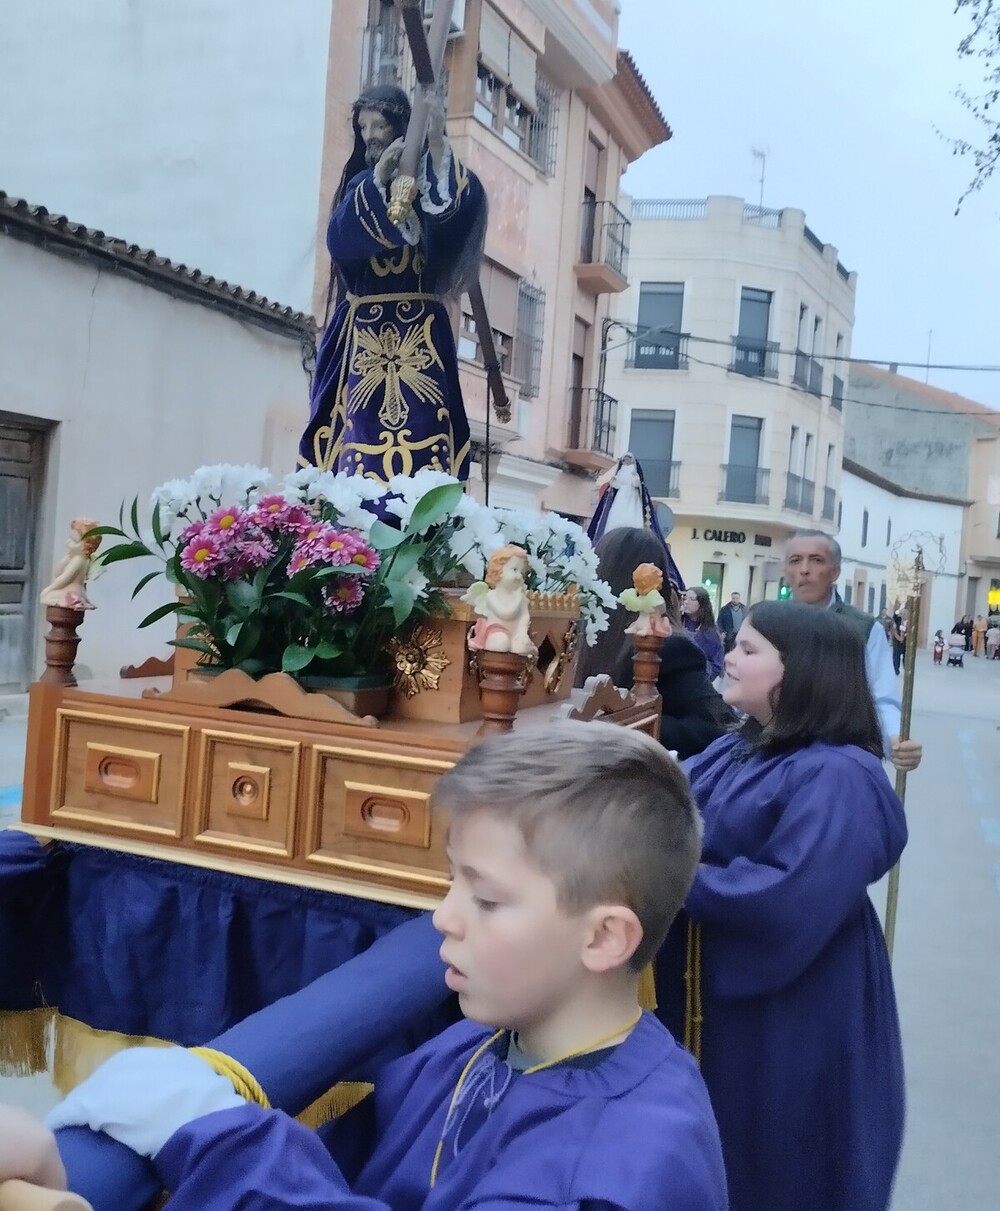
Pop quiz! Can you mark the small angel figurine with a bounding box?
[39,519,101,611]
[462,544,537,658]
[619,562,671,638]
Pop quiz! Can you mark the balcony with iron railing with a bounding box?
[575,199,630,295]
[784,473,816,515]
[646,460,682,498]
[563,388,618,471]
[808,358,823,398]
[730,336,780,379]
[793,349,809,388]
[719,464,770,505]
[822,486,837,521]
[626,331,689,370]
[831,374,844,410]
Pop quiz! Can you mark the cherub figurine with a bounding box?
[462,544,537,658]
[619,562,671,638]
[0,1104,93,1211]
[39,519,101,611]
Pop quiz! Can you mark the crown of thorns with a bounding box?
[352,95,410,119]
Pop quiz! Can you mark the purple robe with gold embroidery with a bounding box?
[300,149,484,482]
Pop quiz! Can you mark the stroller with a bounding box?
[947,635,965,667]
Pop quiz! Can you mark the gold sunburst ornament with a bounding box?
[389,624,450,698]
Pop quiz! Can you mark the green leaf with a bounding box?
[406,483,464,535]
[151,502,165,547]
[232,618,262,664]
[237,657,267,676]
[169,636,216,655]
[315,641,343,660]
[384,542,427,580]
[282,644,317,673]
[131,570,162,600]
[386,578,418,627]
[224,579,259,616]
[226,621,244,647]
[83,525,128,539]
[273,590,312,607]
[368,519,407,551]
[101,541,153,565]
[138,600,182,628]
[130,495,140,537]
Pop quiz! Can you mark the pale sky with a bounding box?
[617,0,1000,410]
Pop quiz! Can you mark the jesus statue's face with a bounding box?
[358,108,396,167]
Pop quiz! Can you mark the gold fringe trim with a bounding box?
[0,1008,55,1077]
[296,1081,374,1130]
[637,963,657,1012]
[52,1014,172,1097]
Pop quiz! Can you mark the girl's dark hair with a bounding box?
[575,528,681,688]
[744,600,882,758]
[684,584,716,630]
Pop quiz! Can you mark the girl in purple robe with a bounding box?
[658,601,907,1211]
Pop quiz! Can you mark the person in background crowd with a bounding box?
[783,530,922,773]
[576,529,735,760]
[985,620,1000,660]
[890,611,907,676]
[953,614,974,652]
[932,629,946,665]
[972,614,987,656]
[680,586,725,680]
[716,591,746,654]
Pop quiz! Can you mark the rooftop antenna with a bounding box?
[752,147,767,209]
[925,329,933,384]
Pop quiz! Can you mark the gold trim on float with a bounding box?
[17,824,445,911]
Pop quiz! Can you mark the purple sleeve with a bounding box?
[687,753,906,994]
[154,1104,389,1211]
[327,173,408,261]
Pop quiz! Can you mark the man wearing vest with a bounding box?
[784,530,923,774]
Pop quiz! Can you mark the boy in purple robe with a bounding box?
[658,601,907,1211]
[299,84,487,483]
[43,721,728,1210]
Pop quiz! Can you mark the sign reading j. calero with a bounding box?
[692,528,747,543]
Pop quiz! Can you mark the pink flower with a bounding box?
[220,536,276,579]
[287,544,317,576]
[322,578,364,614]
[250,497,313,533]
[205,504,246,536]
[178,519,207,544]
[180,533,225,577]
[348,543,380,572]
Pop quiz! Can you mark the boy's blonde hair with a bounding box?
[431,719,701,969]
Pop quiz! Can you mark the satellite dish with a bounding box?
[655,502,676,537]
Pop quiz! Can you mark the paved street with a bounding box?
[1,655,999,1203]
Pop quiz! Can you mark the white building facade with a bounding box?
[837,460,966,646]
[602,195,856,611]
[0,200,312,689]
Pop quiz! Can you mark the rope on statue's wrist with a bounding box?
[189,1046,271,1108]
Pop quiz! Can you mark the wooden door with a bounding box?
[0,420,45,690]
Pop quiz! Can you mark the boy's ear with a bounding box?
[580,905,643,974]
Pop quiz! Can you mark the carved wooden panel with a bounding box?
[192,730,301,858]
[52,709,190,836]
[304,744,453,890]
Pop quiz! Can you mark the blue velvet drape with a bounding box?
[0,830,428,1044]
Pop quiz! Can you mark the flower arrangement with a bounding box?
[91,465,614,681]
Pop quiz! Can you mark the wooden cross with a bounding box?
[391,0,512,429]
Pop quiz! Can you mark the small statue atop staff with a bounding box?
[39,519,101,611]
[619,563,671,638]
